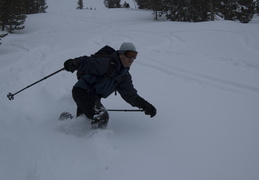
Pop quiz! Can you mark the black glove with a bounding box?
[64,59,79,73]
[134,96,157,118]
[143,103,156,118]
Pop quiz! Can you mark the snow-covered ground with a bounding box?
[1,0,259,180]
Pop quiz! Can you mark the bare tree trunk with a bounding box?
[155,10,158,20]
[210,0,214,21]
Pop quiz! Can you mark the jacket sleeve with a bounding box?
[117,73,155,110]
[116,73,140,106]
[74,56,110,76]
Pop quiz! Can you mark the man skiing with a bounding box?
[64,42,156,129]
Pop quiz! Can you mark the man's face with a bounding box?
[119,51,138,67]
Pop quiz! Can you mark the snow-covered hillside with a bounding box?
[1,0,259,180]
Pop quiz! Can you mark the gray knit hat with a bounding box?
[119,42,137,52]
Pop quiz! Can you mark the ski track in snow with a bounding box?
[138,54,259,96]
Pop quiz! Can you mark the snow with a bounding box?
[1,0,259,180]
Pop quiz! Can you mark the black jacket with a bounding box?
[73,51,139,106]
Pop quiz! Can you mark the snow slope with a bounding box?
[1,0,259,180]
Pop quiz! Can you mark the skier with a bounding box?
[64,42,156,129]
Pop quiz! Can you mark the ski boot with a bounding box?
[91,102,109,129]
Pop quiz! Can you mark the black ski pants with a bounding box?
[72,87,109,120]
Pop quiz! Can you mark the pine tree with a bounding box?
[135,0,152,9]
[25,0,48,14]
[236,0,254,23]
[104,0,121,8]
[0,33,8,46]
[256,0,259,14]
[161,0,183,21]
[162,0,209,22]
[25,0,35,14]
[209,0,215,20]
[149,0,164,20]
[219,0,239,20]
[0,0,26,33]
[77,0,84,9]
[122,1,130,8]
[216,0,255,23]
[187,0,209,22]
[0,0,9,31]
[38,0,48,13]
[8,0,26,33]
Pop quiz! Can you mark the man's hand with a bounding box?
[64,59,79,73]
[143,103,157,118]
[134,96,157,118]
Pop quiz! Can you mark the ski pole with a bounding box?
[107,109,144,112]
[7,67,65,100]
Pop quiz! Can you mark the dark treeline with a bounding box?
[1,0,259,35]
[103,0,131,8]
[136,0,259,23]
[0,0,47,33]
